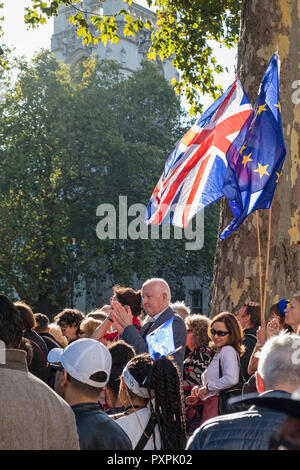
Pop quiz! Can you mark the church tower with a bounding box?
[51,0,178,83]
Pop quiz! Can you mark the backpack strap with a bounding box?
[27,338,48,366]
[134,412,156,450]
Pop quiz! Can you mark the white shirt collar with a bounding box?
[150,306,169,323]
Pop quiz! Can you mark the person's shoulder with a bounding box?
[116,407,149,424]
[221,345,236,354]
[27,372,75,414]
[28,329,48,349]
[186,408,266,450]
[244,327,258,339]
[170,309,186,325]
[196,408,261,434]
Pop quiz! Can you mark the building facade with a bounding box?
[51,0,178,82]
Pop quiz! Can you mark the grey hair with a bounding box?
[142,278,171,303]
[170,301,190,319]
[258,332,300,390]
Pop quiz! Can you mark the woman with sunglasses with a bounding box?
[188,311,245,425]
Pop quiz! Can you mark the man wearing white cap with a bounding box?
[48,338,132,450]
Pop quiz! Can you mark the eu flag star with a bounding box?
[239,142,247,155]
[254,163,270,178]
[275,102,281,112]
[257,103,268,115]
[242,152,253,167]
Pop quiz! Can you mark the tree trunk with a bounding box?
[210,0,300,317]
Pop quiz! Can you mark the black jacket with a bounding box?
[39,331,64,351]
[240,326,258,382]
[71,402,133,450]
[24,330,50,383]
[186,390,289,450]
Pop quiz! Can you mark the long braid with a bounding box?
[149,356,187,450]
[127,353,187,450]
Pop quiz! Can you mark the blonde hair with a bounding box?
[80,317,102,338]
[48,323,68,347]
[86,309,109,322]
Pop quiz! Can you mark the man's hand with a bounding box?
[111,300,133,335]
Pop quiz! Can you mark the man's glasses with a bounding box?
[210,328,230,337]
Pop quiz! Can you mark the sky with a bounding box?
[2,0,237,110]
[2,0,53,58]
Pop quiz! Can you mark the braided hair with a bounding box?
[126,353,187,450]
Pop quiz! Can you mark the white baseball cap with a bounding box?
[47,338,112,388]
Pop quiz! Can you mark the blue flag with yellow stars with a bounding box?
[220,53,286,239]
[146,317,176,360]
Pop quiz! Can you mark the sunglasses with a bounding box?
[210,328,230,337]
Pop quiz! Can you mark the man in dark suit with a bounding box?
[111,278,187,375]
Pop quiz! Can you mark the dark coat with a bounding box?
[186,390,290,450]
[72,402,132,450]
[121,306,187,375]
[39,331,65,351]
[240,326,259,382]
[24,329,50,383]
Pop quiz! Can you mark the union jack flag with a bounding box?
[145,80,253,228]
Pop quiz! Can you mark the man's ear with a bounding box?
[256,372,264,393]
[57,369,69,388]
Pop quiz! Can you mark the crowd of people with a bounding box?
[0,279,300,451]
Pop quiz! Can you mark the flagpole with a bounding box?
[255,212,264,328]
[262,206,272,326]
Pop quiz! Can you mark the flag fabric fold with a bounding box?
[220,53,286,239]
[146,317,176,360]
[145,81,252,228]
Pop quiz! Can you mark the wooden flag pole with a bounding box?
[255,211,265,329]
[262,206,272,325]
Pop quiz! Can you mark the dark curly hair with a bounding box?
[53,308,85,336]
[112,285,142,317]
[126,353,187,450]
[34,313,50,333]
[107,340,135,395]
[0,294,23,348]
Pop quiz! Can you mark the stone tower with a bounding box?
[51,0,178,82]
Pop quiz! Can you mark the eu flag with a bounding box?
[146,317,176,360]
[220,53,286,239]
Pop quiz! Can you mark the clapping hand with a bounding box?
[110,300,133,335]
[256,316,280,347]
[266,316,281,339]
